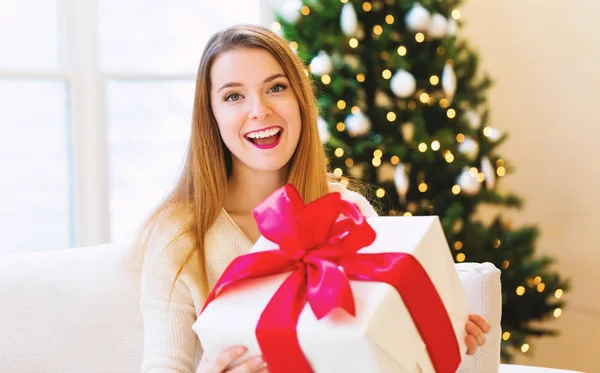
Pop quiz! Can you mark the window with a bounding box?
[0,0,265,253]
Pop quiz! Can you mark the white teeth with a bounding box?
[247,127,281,139]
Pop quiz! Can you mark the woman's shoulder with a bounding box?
[328,181,378,217]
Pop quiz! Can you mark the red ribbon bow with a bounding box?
[201,184,460,373]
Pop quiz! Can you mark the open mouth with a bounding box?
[244,126,283,149]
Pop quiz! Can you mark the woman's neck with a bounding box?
[224,161,289,215]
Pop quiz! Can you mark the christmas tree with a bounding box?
[273,0,569,361]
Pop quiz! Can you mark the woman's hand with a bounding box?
[465,314,491,355]
[197,346,267,373]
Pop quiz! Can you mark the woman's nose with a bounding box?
[248,96,272,121]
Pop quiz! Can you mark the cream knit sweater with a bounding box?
[140,183,378,373]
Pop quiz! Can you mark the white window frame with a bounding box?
[1,0,276,248]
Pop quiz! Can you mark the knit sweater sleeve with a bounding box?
[140,220,202,373]
[329,182,379,218]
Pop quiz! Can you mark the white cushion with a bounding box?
[0,243,144,373]
[0,243,501,373]
[456,262,503,373]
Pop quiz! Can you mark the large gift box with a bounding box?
[193,185,469,373]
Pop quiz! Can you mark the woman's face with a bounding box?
[210,48,301,176]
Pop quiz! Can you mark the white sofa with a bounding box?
[0,241,508,372]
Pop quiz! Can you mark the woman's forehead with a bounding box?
[211,48,286,86]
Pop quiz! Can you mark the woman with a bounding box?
[139,24,490,373]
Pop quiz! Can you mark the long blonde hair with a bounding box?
[138,25,331,298]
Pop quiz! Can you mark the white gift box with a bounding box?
[193,216,470,373]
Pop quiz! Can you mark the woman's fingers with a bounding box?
[469,314,491,333]
[206,346,247,373]
[465,320,487,347]
[227,355,265,373]
[465,334,478,355]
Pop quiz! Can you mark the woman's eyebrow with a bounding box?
[217,73,288,93]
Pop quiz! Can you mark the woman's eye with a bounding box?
[269,84,287,93]
[225,93,241,102]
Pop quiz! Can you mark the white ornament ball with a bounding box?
[390,70,417,98]
[405,2,431,33]
[343,54,360,70]
[317,116,331,144]
[377,162,396,183]
[464,110,482,130]
[485,127,503,141]
[481,156,497,189]
[401,122,415,143]
[279,0,302,24]
[309,51,333,76]
[394,163,410,203]
[457,167,481,195]
[428,13,448,39]
[340,3,358,36]
[345,112,371,137]
[458,137,479,160]
[442,62,457,102]
[375,90,393,108]
[447,18,458,36]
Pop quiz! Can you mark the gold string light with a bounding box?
[502,332,511,341]
[337,100,347,110]
[521,344,530,353]
[418,142,428,152]
[289,41,299,50]
[372,157,382,167]
[497,166,506,177]
[444,151,455,163]
[340,0,348,3]
[516,286,525,296]
[336,122,345,131]
[349,38,359,48]
[387,112,396,122]
[493,239,502,248]
[391,155,400,165]
[452,185,461,194]
[382,69,392,79]
[386,15,395,24]
[431,140,440,151]
[271,22,281,32]
[321,74,331,84]
[373,25,383,35]
[469,167,479,176]
[430,75,439,85]
[373,149,383,158]
[456,133,465,143]
[362,2,372,11]
[397,46,407,56]
[415,33,425,42]
[380,51,389,60]
[454,241,463,250]
[456,253,466,262]
[555,289,563,299]
[420,93,429,103]
[356,73,365,82]
[537,283,546,292]
[439,98,450,108]
[502,260,510,269]
[335,148,344,157]
[376,188,386,198]
[351,105,361,114]
[334,168,343,177]
[447,108,456,119]
[404,212,412,217]
[341,177,349,186]
[452,9,461,20]
[301,6,310,15]
[418,182,428,192]
[345,158,354,167]
[554,308,562,318]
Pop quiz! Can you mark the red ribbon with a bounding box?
[201,184,461,373]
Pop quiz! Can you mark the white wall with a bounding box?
[461,1,600,372]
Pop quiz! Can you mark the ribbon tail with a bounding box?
[344,253,461,373]
[255,267,313,373]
